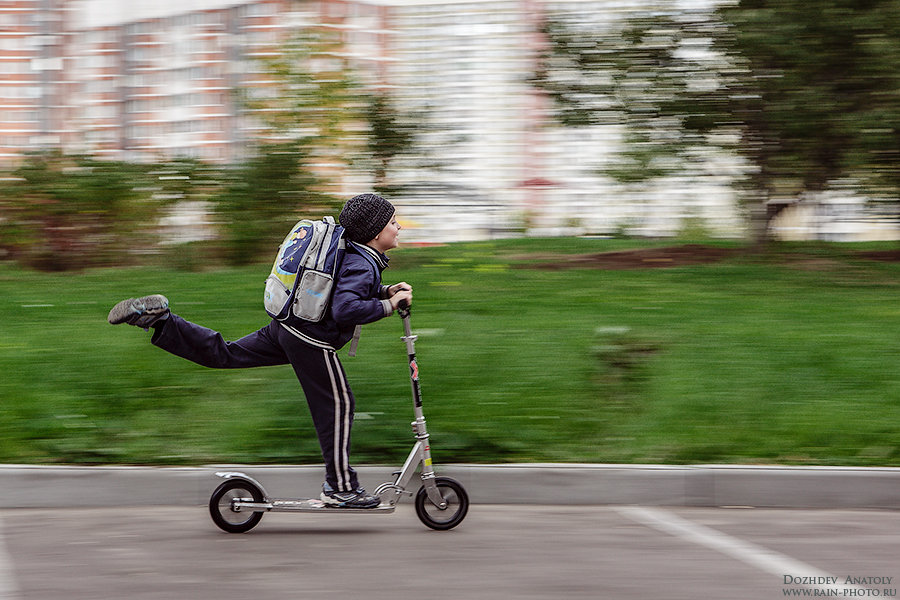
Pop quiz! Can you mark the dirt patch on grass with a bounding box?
[855,249,900,263]
[520,244,741,270]
[518,244,900,270]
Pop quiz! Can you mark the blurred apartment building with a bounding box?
[0,0,290,164]
[11,0,876,241]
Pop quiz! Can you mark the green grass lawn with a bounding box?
[1,237,899,467]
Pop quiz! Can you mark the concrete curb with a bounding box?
[2,463,899,509]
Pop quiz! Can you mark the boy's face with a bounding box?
[368,212,401,253]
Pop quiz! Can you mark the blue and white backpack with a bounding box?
[263,216,346,325]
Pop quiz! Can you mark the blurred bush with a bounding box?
[0,145,340,271]
[0,151,155,271]
[215,142,335,266]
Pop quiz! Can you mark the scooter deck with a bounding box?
[234,498,396,514]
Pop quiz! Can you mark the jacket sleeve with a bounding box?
[331,258,392,326]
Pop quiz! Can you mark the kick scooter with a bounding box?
[208,300,469,533]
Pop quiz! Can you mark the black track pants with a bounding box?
[151,314,358,491]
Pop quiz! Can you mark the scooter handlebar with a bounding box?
[397,298,411,318]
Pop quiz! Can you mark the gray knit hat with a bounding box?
[339,193,395,243]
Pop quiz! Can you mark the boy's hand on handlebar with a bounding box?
[389,289,413,311]
[388,282,412,296]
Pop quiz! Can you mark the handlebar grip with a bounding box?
[398,299,410,311]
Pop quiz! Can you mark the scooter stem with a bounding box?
[396,300,440,504]
[398,300,421,408]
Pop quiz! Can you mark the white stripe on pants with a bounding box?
[324,349,353,492]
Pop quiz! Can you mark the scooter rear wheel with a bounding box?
[209,479,265,533]
[415,476,469,530]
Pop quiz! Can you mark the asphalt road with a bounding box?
[1,504,898,600]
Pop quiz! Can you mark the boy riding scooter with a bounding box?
[108,193,412,509]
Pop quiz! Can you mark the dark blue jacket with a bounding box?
[280,241,391,350]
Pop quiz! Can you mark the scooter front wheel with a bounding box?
[415,476,469,530]
[209,479,265,533]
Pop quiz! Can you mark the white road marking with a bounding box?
[0,512,22,599]
[616,506,873,596]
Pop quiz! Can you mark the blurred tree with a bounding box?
[217,28,374,264]
[217,28,395,264]
[364,90,417,194]
[240,27,365,199]
[536,0,900,242]
[216,142,327,265]
[224,29,427,261]
[0,151,153,270]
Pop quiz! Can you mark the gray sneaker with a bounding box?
[320,483,380,508]
[108,294,169,328]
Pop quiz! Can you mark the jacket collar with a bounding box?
[348,240,389,270]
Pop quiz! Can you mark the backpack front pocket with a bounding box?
[264,274,292,320]
[293,270,333,321]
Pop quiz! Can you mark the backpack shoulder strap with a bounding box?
[347,325,362,358]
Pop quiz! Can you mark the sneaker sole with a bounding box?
[108,295,169,325]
